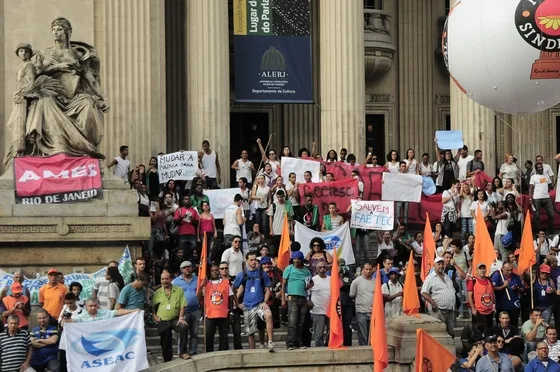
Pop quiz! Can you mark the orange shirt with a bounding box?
[204,279,231,319]
[39,283,68,318]
[2,295,29,328]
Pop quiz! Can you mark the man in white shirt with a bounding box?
[455,145,474,181]
[545,327,560,361]
[309,262,330,347]
[221,236,245,277]
[530,163,554,235]
[201,140,221,189]
[349,263,375,346]
[421,257,456,337]
[231,150,254,187]
[106,145,130,181]
[532,155,555,185]
[382,268,403,319]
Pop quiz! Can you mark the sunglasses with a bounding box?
[233,240,241,243]
[313,243,321,247]
[219,267,229,270]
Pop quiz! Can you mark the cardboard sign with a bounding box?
[281,157,321,183]
[436,130,463,149]
[204,188,242,219]
[350,199,394,230]
[158,151,198,183]
[382,173,423,203]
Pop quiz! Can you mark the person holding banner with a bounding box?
[223,195,246,251]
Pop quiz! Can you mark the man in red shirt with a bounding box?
[467,263,495,329]
[173,196,200,258]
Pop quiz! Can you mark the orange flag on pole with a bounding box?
[415,329,456,372]
[422,213,436,281]
[403,251,420,316]
[518,210,536,275]
[471,205,497,272]
[371,265,388,372]
[276,214,291,271]
[197,232,208,293]
[327,246,344,349]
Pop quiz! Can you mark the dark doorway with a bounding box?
[445,114,451,131]
[365,114,385,161]
[230,112,269,187]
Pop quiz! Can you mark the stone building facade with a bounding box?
[0,0,558,185]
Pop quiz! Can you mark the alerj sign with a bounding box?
[233,0,313,103]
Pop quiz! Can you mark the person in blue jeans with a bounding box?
[281,251,313,350]
[172,260,201,355]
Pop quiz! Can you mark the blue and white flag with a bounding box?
[60,311,149,372]
[294,221,356,265]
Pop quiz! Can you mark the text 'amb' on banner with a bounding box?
[233,0,313,103]
[158,151,198,184]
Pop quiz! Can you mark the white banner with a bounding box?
[281,157,321,183]
[294,221,356,265]
[158,151,198,184]
[60,311,149,372]
[350,199,394,230]
[205,188,241,219]
[0,247,133,305]
[381,172,423,202]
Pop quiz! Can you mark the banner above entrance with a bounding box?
[233,0,313,103]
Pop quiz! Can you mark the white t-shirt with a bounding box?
[411,241,423,257]
[531,164,554,179]
[530,174,551,199]
[387,162,400,174]
[442,190,459,209]
[202,150,218,178]
[310,275,330,315]
[457,155,474,181]
[255,186,270,209]
[114,157,130,180]
[419,162,433,176]
[236,159,253,183]
[405,159,417,174]
[223,204,241,236]
[471,200,490,217]
[534,238,553,256]
[377,240,394,257]
[221,248,245,277]
[495,212,510,236]
[285,182,300,206]
[460,195,473,218]
[267,202,286,236]
[237,188,251,211]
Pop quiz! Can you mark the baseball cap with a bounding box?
[434,257,444,264]
[485,335,498,343]
[477,263,487,269]
[47,268,59,275]
[11,282,22,294]
[291,251,304,260]
[180,261,193,269]
[260,256,272,265]
[388,268,401,276]
[540,264,551,274]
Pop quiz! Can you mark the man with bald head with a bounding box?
[0,271,29,301]
[152,270,189,362]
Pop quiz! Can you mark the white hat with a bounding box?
[434,257,444,264]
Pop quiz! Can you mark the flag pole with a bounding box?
[256,134,273,174]
[530,268,534,308]
[497,261,511,301]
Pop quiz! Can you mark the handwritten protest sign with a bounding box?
[205,188,242,219]
[298,179,358,219]
[436,130,463,149]
[158,151,198,184]
[281,157,321,183]
[350,199,394,230]
[382,173,423,202]
[0,247,133,305]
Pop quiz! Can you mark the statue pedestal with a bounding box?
[386,314,455,364]
[0,170,149,275]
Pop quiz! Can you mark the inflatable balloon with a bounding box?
[444,0,560,114]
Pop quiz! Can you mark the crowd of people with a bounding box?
[2,137,560,371]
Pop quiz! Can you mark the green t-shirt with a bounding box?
[521,319,546,341]
[118,283,147,310]
[282,265,312,297]
[151,285,186,321]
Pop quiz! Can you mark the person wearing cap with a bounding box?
[467,263,495,329]
[382,267,403,319]
[281,251,313,350]
[0,272,30,302]
[172,260,201,356]
[1,282,31,330]
[39,268,68,327]
[475,335,514,372]
[421,256,456,337]
[534,264,556,325]
[350,262,375,345]
[525,341,560,371]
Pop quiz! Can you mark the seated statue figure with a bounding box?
[4,17,108,165]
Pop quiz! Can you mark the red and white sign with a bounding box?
[13,154,103,204]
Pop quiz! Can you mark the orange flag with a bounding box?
[518,210,536,275]
[327,246,344,349]
[422,213,436,281]
[403,251,420,316]
[276,214,291,271]
[371,265,388,372]
[415,329,456,372]
[471,205,497,272]
[197,232,208,293]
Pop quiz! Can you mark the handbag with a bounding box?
[501,231,513,248]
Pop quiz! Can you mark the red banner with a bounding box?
[298,178,359,218]
[13,154,103,204]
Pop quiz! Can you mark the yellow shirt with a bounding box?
[151,285,186,321]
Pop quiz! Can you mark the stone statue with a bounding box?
[3,17,108,165]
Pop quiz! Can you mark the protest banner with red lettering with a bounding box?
[298,179,359,219]
[13,154,103,204]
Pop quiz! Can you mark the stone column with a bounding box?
[186,0,230,186]
[319,0,365,159]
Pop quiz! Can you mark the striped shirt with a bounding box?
[0,329,31,372]
[93,277,109,309]
[421,271,456,310]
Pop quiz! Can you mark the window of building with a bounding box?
[365,114,385,160]
[364,0,383,10]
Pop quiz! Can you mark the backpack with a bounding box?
[239,269,266,301]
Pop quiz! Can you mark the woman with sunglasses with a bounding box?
[305,238,333,276]
[256,138,280,177]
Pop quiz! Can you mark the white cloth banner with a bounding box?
[60,311,148,372]
[281,157,321,183]
[158,151,198,183]
[350,199,394,230]
[294,221,356,265]
[0,247,133,305]
[381,172,423,202]
[205,188,241,219]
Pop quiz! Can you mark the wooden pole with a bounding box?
[256,134,273,174]
[530,269,534,309]
[497,266,512,301]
